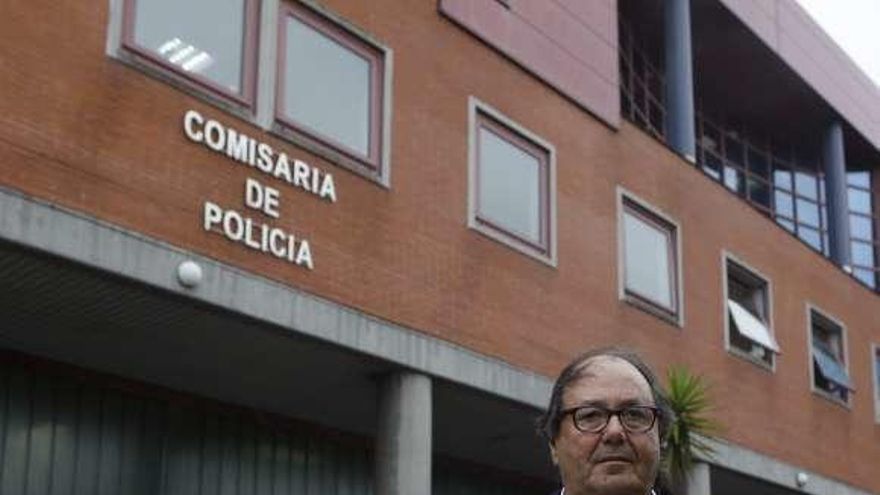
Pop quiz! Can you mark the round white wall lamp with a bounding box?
[795,472,809,488]
[176,260,203,288]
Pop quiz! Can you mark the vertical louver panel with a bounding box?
[0,360,374,495]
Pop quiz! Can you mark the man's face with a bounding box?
[550,356,660,495]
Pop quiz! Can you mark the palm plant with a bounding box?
[660,366,722,494]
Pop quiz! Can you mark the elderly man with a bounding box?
[538,348,674,495]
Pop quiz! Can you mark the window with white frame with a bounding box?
[809,308,852,404]
[277,2,387,173]
[725,257,778,367]
[620,196,680,323]
[122,0,259,105]
[468,100,555,264]
[113,1,393,184]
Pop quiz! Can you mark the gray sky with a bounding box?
[795,0,880,87]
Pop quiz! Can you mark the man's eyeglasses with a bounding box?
[561,405,660,433]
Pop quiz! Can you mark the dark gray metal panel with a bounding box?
[97,392,124,495]
[48,381,78,495]
[2,369,30,495]
[0,358,376,495]
[28,376,54,495]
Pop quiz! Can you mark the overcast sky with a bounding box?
[794,0,880,87]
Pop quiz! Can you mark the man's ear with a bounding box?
[549,441,559,466]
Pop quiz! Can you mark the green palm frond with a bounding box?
[662,366,723,483]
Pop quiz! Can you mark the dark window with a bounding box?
[618,19,665,141]
[726,259,777,367]
[810,309,851,405]
[621,198,679,322]
[277,2,386,170]
[471,107,553,261]
[122,0,259,104]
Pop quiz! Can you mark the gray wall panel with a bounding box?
[0,359,375,495]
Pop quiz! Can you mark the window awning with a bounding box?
[812,341,854,390]
[727,299,780,353]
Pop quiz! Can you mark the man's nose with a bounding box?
[602,414,627,442]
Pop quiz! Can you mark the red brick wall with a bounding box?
[439,0,619,128]
[0,0,878,491]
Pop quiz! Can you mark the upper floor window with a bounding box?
[618,192,682,324]
[724,256,778,369]
[277,2,387,173]
[847,171,878,288]
[809,307,852,405]
[122,0,259,105]
[468,98,556,265]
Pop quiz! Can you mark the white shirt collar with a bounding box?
[559,488,657,495]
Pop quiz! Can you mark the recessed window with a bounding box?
[277,2,387,173]
[122,0,258,104]
[809,308,852,405]
[724,257,778,368]
[468,99,555,264]
[873,344,880,422]
[619,194,681,323]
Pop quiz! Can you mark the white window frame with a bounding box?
[467,96,557,266]
[806,303,852,408]
[616,187,684,327]
[105,0,394,186]
[722,252,778,371]
[273,0,393,185]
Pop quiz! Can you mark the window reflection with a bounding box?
[131,0,247,94]
[283,16,373,158]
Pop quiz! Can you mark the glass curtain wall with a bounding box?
[618,13,880,291]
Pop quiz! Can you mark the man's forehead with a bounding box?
[564,355,654,404]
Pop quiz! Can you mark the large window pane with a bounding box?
[773,168,792,191]
[847,171,871,188]
[853,268,876,288]
[776,217,795,233]
[747,149,769,177]
[851,241,875,267]
[283,16,372,157]
[702,153,722,181]
[724,166,744,195]
[132,0,247,94]
[799,226,822,251]
[796,199,820,227]
[748,178,771,209]
[623,209,673,309]
[847,188,872,215]
[725,139,744,167]
[849,214,874,241]
[774,190,794,217]
[477,128,542,243]
[795,172,818,200]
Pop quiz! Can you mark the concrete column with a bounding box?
[376,372,432,495]
[664,0,697,162]
[823,121,851,267]
[686,462,712,495]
